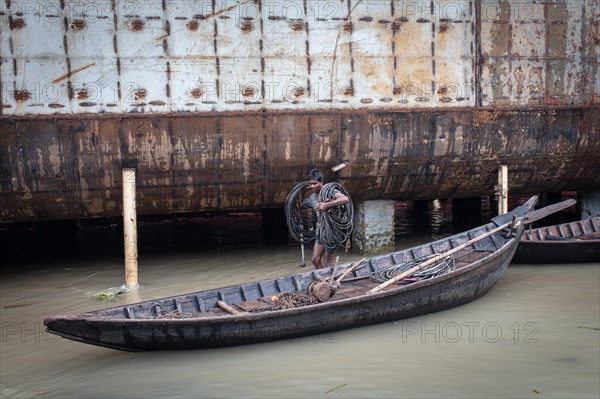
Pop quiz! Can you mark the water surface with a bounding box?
[1,206,598,398]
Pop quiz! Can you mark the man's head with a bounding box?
[308,169,324,182]
[307,168,324,193]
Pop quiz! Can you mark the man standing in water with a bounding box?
[302,169,350,269]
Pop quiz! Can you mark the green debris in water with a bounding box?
[325,384,347,394]
[577,326,600,331]
[94,291,122,300]
[93,284,136,300]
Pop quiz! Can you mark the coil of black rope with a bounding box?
[285,181,316,244]
[318,182,354,250]
[285,181,354,251]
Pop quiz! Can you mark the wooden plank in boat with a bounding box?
[454,250,491,266]
[189,311,220,318]
[340,279,372,289]
[236,300,273,312]
[577,232,600,240]
[334,286,367,299]
[209,307,230,316]
[258,296,277,306]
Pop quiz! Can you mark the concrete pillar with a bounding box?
[352,200,396,255]
[580,190,600,218]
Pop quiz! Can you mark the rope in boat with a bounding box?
[285,181,316,244]
[144,303,192,319]
[371,254,456,284]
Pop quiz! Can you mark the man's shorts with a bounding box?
[316,235,337,254]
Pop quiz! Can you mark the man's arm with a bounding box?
[317,191,349,211]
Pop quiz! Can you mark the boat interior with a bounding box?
[89,223,514,320]
[522,217,600,242]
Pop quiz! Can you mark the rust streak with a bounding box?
[186,20,199,31]
[329,0,365,99]
[52,63,96,84]
[9,18,26,30]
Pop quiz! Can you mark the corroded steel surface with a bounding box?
[1,107,598,222]
[1,0,600,222]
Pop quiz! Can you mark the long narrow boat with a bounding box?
[45,197,544,352]
[512,217,600,264]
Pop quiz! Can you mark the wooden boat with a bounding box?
[512,217,600,264]
[45,196,556,352]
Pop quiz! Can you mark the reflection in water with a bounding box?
[1,198,598,398]
[428,199,452,240]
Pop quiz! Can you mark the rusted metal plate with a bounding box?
[1,0,597,113]
[1,0,596,109]
[0,0,474,113]
[1,107,599,222]
[1,1,599,223]
[480,0,599,106]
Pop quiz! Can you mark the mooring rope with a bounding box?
[371,254,456,284]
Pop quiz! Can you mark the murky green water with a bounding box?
[1,207,598,398]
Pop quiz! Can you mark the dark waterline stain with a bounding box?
[0,194,579,270]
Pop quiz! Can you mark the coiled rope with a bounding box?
[285,181,354,250]
[144,303,192,319]
[318,183,354,249]
[371,254,456,284]
[285,181,316,244]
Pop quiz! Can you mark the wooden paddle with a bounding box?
[333,257,368,286]
[367,199,576,295]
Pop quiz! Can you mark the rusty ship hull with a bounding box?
[2,1,599,223]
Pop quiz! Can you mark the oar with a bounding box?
[367,199,576,295]
[334,257,368,286]
[327,256,340,284]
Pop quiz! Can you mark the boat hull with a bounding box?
[513,241,600,264]
[512,217,600,264]
[46,235,519,351]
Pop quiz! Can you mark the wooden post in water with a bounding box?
[497,165,508,215]
[122,168,139,287]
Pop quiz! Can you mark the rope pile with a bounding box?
[371,254,456,284]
